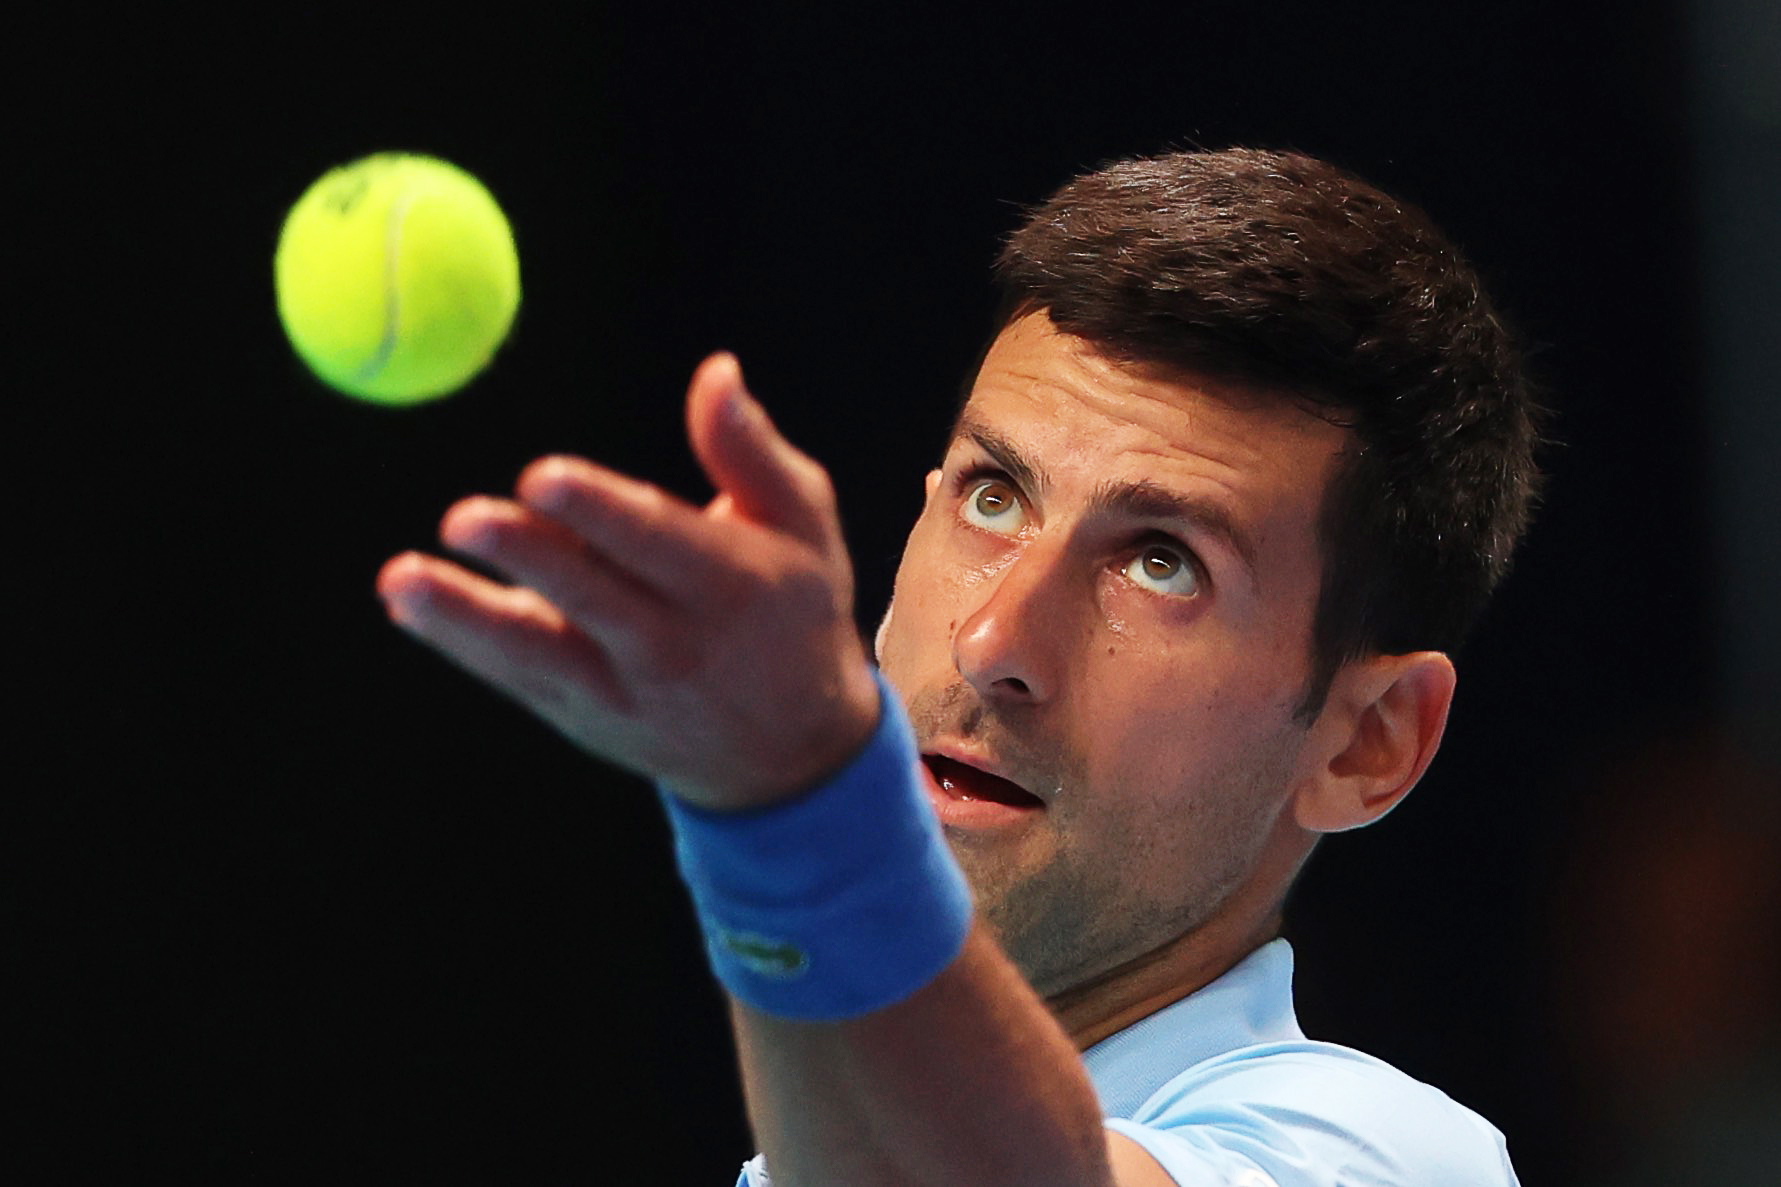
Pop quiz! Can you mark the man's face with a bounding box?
[876,312,1350,997]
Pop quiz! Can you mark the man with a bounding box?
[378,147,1539,1185]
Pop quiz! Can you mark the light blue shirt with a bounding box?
[737,939,1518,1185]
[1089,939,1519,1186]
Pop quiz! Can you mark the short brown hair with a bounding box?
[995,148,1542,716]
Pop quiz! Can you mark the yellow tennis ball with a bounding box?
[274,152,521,406]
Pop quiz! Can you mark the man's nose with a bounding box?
[951,542,1069,705]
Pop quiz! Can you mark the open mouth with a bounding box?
[922,755,1045,810]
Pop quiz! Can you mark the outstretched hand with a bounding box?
[376,353,882,812]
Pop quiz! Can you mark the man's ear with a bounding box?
[1293,651,1456,834]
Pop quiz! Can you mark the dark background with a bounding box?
[22,3,1774,1183]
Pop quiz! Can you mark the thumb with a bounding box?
[685,353,839,552]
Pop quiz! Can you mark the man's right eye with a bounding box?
[961,478,1026,534]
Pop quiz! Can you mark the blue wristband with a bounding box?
[659,670,974,1020]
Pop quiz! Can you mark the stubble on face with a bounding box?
[899,670,1305,1000]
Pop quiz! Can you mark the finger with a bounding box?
[684,353,839,553]
[514,454,755,597]
[438,495,677,668]
[376,550,630,719]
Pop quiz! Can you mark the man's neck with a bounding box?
[1048,908,1285,1050]
[1048,823,1314,1049]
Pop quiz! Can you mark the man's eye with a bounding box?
[960,478,1026,534]
[1124,545,1201,597]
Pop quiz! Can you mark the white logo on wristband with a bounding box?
[715,927,811,978]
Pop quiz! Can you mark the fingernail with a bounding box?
[720,362,764,431]
[720,351,745,391]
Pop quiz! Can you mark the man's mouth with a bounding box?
[921,755,1045,811]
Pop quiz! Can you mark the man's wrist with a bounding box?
[663,661,883,815]
[659,669,974,1020]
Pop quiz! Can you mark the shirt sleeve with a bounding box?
[1107,1048,1521,1187]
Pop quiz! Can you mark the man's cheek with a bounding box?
[873,597,895,662]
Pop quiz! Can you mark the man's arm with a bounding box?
[377,355,1174,1186]
[735,926,1184,1187]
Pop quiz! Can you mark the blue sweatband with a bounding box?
[659,670,974,1021]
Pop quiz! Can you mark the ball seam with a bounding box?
[352,184,412,384]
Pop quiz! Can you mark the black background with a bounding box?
[21,3,1738,1182]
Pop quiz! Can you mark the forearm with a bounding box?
[732,925,1113,1187]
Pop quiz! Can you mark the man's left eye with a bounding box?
[1124,546,1200,597]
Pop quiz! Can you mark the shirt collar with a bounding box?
[1081,938,1305,1118]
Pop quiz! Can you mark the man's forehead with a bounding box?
[947,313,1352,573]
[958,312,1340,441]
[955,339,1341,477]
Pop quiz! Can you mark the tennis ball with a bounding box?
[274,152,520,406]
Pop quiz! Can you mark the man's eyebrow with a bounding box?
[952,411,1259,585]
[954,414,1046,498]
[1089,479,1259,584]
